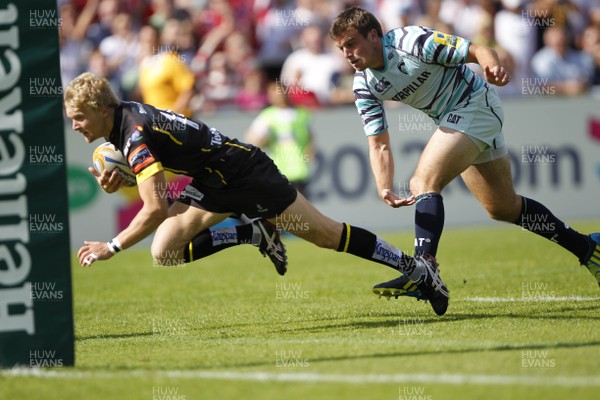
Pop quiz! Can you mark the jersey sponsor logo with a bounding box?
[374,77,392,93]
[397,60,408,74]
[256,203,269,213]
[446,113,463,124]
[181,185,204,202]
[123,127,144,156]
[211,227,238,246]
[372,239,401,267]
[127,144,156,174]
[387,51,394,60]
[433,31,460,48]
[391,71,432,101]
[132,127,144,140]
[209,127,223,146]
[414,237,431,247]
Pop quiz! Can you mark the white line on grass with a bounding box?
[464,296,600,303]
[4,369,600,387]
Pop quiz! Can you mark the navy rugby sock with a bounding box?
[414,192,445,256]
[336,223,415,273]
[513,197,590,262]
[183,223,259,262]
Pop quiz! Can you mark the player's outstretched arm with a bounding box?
[78,170,170,267]
[368,131,415,208]
[115,170,170,248]
[467,43,511,87]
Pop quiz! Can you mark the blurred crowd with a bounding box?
[59,0,600,116]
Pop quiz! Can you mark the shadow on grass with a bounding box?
[220,339,600,369]
[76,332,155,341]
[280,302,600,333]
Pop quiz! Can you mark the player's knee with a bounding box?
[485,196,521,222]
[410,176,439,195]
[485,205,517,222]
[150,241,178,266]
[409,176,424,196]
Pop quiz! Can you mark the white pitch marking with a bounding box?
[464,296,600,303]
[3,369,600,387]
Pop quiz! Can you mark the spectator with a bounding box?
[58,0,97,89]
[528,0,587,44]
[99,13,140,92]
[495,0,537,96]
[194,0,235,59]
[294,0,329,27]
[86,0,120,47]
[236,67,269,111]
[137,24,195,116]
[148,0,177,30]
[280,24,351,106]
[88,48,125,98]
[440,0,486,39]
[414,0,453,32]
[580,25,600,86]
[245,81,314,197]
[173,16,198,66]
[161,17,196,66]
[254,0,297,81]
[378,0,420,31]
[195,30,258,113]
[531,26,595,95]
[589,0,600,27]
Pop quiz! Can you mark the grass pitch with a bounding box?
[2,222,600,399]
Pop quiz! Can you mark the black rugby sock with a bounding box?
[183,223,260,262]
[414,192,444,257]
[513,197,591,262]
[337,223,414,273]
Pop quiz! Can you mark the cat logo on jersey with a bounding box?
[433,31,460,48]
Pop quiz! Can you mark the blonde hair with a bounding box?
[64,72,120,111]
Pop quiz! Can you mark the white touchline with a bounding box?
[464,296,600,302]
[3,369,600,387]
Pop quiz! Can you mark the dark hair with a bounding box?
[329,6,383,41]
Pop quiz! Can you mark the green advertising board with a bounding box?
[0,0,75,367]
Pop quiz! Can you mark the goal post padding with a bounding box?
[0,0,75,368]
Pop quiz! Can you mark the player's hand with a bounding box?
[380,189,415,208]
[89,167,125,193]
[484,65,510,87]
[77,241,114,267]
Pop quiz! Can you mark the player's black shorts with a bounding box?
[177,150,298,219]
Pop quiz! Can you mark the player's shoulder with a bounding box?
[351,70,369,90]
[120,101,152,125]
[384,26,433,45]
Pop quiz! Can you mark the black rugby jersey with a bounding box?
[108,101,256,187]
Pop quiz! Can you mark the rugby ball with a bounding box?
[92,142,136,186]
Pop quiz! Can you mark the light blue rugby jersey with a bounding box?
[354,26,486,136]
